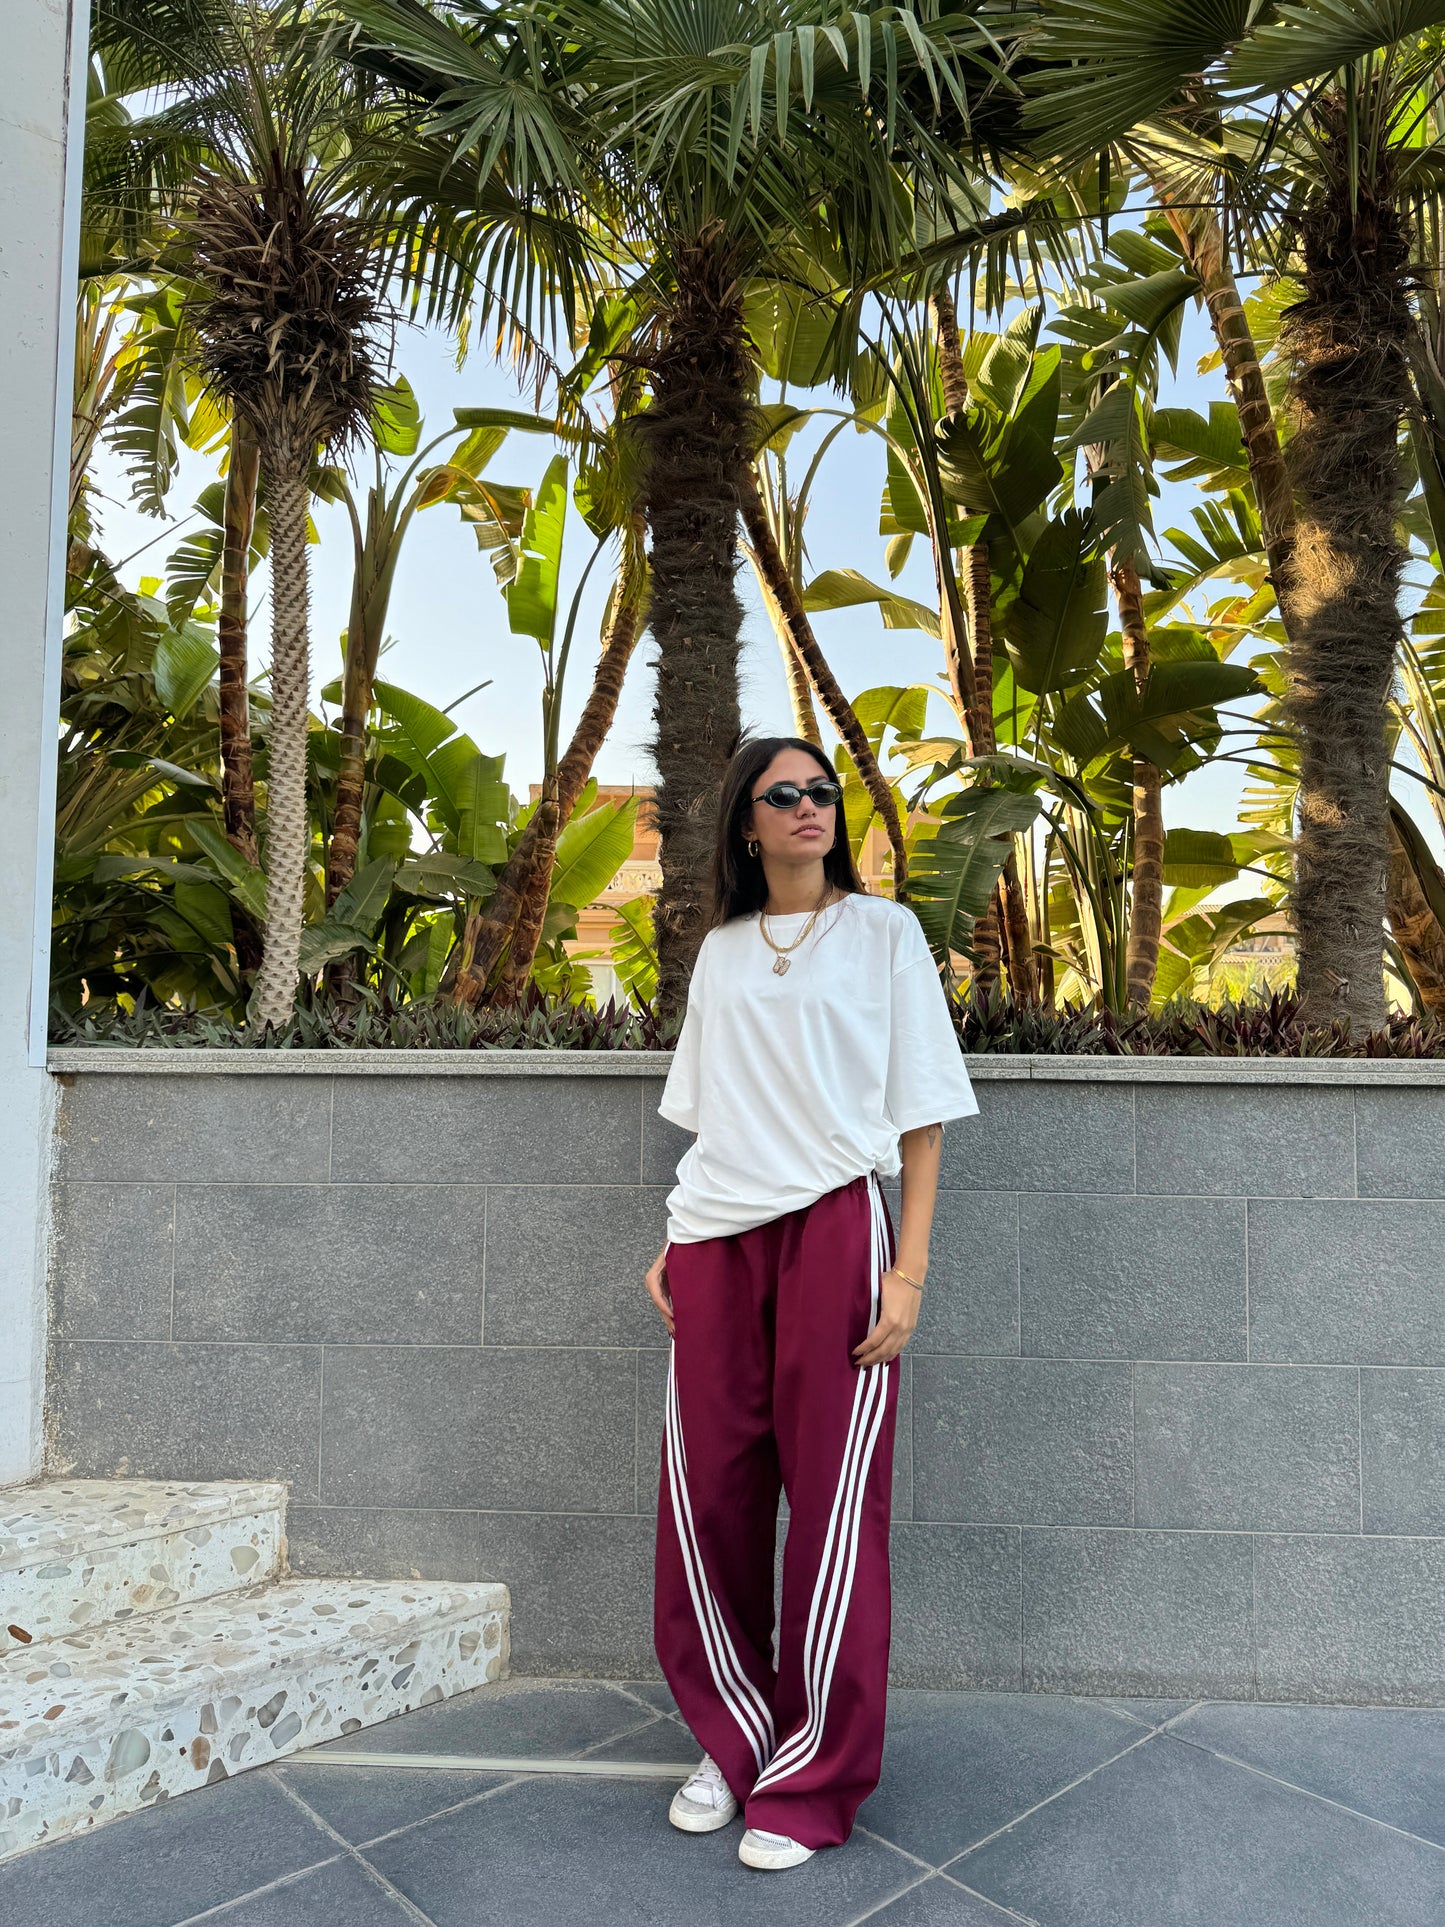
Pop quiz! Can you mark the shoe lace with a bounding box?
[688,1755,726,1793]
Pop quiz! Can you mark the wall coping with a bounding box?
[45,1047,1445,1086]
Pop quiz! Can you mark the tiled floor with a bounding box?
[7,1679,1445,1925]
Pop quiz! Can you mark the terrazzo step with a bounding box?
[0,1575,509,1862]
[0,1480,287,1656]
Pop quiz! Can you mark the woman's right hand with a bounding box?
[645,1246,674,1337]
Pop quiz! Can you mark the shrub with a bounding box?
[50,985,1445,1056]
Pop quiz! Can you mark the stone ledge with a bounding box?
[0,1478,287,1573]
[46,1047,1445,1085]
[0,1479,288,1655]
[0,1576,509,1861]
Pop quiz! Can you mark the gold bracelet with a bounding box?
[888,1265,926,1293]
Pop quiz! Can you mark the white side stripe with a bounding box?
[751,1176,892,1795]
[665,1347,776,1773]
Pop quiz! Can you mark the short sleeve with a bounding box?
[657,941,706,1132]
[883,949,978,1134]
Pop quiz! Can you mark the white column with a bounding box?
[0,0,87,1484]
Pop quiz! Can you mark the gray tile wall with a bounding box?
[43,1069,1445,1703]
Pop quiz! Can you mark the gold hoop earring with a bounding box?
[747,839,760,858]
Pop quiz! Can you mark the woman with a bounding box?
[644,736,977,1871]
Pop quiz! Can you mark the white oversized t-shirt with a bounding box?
[659,893,978,1244]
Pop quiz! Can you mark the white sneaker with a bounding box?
[669,1755,738,1833]
[738,1827,815,1870]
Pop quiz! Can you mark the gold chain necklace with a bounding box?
[759,889,835,976]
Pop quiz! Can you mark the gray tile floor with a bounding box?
[8,1680,1445,1925]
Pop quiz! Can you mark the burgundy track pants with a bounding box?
[654,1173,898,1850]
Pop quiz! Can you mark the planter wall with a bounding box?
[43,1050,1445,1703]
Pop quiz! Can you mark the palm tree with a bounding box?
[191,148,385,1025]
[86,8,267,899]
[343,0,1005,1008]
[1023,0,1445,1031]
[217,418,262,865]
[99,0,392,1027]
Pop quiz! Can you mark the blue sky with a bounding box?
[91,296,1251,836]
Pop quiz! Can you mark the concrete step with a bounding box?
[0,1575,509,1861]
[0,1480,286,1656]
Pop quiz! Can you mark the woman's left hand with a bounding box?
[851,1268,923,1368]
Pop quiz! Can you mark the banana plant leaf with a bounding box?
[329,856,397,932]
[372,376,421,457]
[461,479,532,582]
[803,570,941,637]
[453,405,568,437]
[851,684,930,753]
[1000,509,1108,696]
[372,679,460,759]
[909,788,1044,965]
[153,621,219,719]
[745,279,837,386]
[935,349,1063,538]
[831,744,877,858]
[187,819,268,922]
[296,920,379,976]
[414,435,510,512]
[370,682,508,858]
[753,401,813,458]
[401,914,456,999]
[1106,267,1197,337]
[1161,827,1241,889]
[444,746,511,864]
[971,305,1044,416]
[507,453,567,646]
[1154,895,1276,1004]
[611,895,658,1008]
[107,752,216,790]
[396,853,495,899]
[880,420,931,537]
[1390,799,1445,932]
[549,795,639,909]
[172,881,234,952]
[1052,661,1261,775]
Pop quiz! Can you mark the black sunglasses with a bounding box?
[750,779,842,811]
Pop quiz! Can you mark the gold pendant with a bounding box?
[772,956,791,976]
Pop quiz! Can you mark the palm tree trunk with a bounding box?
[1110,556,1164,1011]
[1000,854,1036,999]
[326,521,379,908]
[495,543,647,1001]
[1163,183,1416,1029]
[1279,138,1412,1033]
[932,285,970,416]
[737,468,908,890]
[219,417,260,866]
[933,288,1038,997]
[248,466,312,1029]
[451,533,645,1006]
[963,542,1002,991]
[780,632,822,745]
[931,286,980,723]
[1387,814,1445,1019]
[644,236,750,1015]
[1159,198,1297,603]
[493,787,561,1002]
[742,527,823,743]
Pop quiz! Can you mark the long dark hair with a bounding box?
[709,736,867,925]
